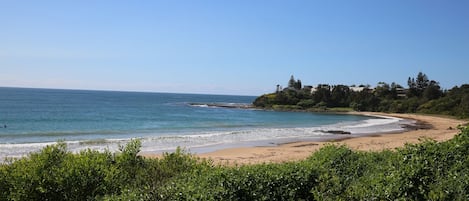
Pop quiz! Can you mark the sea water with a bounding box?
[0,87,410,160]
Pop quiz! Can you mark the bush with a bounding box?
[297,99,316,108]
[1,127,468,200]
[0,139,163,200]
[158,162,319,200]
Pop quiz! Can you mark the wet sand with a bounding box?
[195,112,467,165]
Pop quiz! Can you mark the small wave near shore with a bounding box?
[0,114,412,161]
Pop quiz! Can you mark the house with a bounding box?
[396,87,407,98]
[349,86,367,92]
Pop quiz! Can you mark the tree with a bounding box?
[331,85,351,107]
[313,84,331,105]
[287,75,303,90]
[416,72,429,92]
[374,82,391,99]
[423,80,442,100]
[407,72,440,98]
[295,79,302,90]
[389,82,401,99]
[288,75,296,88]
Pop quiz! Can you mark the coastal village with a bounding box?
[276,75,407,98]
[255,72,468,117]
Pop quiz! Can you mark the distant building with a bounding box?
[396,87,407,98]
[349,87,367,92]
[276,81,380,95]
[310,87,317,94]
[309,84,332,94]
[303,85,313,90]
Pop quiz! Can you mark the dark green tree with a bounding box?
[423,80,442,100]
[295,79,302,90]
[407,72,440,98]
[313,84,331,104]
[416,72,429,92]
[374,82,391,99]
[330,85,351,107]
[389,82,401,99]
[288,75,296,88]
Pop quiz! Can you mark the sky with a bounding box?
[1,0,468,96]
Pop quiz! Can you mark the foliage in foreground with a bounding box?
[1,126,468,200]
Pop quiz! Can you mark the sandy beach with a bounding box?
[195,112,467,165]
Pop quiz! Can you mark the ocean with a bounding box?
[0,87,410,160]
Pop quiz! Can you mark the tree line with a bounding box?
[254,72,469,118]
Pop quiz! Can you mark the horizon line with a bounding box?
[0,86,258,97]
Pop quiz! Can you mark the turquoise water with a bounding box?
[0,87,408,159]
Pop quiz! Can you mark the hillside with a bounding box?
[254,72,469,118]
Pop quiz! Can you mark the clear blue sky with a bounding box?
[1,0,468,95]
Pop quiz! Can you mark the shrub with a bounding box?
[157,162,319,200]
[297,99,316,109]
[1,127,468,200]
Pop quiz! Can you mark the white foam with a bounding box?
[343,117,401,128]
[0,115,410,161]
[192,104,209,108]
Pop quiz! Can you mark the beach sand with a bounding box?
[194,112,467,165]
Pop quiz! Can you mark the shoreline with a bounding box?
[190,112,467,165]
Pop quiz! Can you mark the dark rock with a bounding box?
[189,103,254,109]
[321,130,351,135]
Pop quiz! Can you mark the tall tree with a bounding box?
[331,85,351,107]
[416,72,429,92]
[313,84,331,104]
[375,82,391,98]
[423,80,442,100]
[295,79,302,90]
[407,72,440,98]
[288,75,296,88]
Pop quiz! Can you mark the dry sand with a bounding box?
[195,112,467,165]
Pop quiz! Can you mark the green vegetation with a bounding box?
[254,72,469,118]
[1,126,468,200]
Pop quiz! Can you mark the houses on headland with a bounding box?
[276,75,408,98]
[257,72,460,115]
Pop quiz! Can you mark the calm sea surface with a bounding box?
[0,87,408,159]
